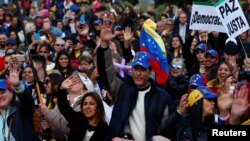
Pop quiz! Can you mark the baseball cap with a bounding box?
[189,74,205,88]
[132,52,150,69]
[195,43,206,52]
[0,79,11,91]
[6,38,16,46]
[205,49,218,59]
[188,86,217,106]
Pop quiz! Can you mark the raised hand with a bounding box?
[230,84,250,124]
[199,65,206,74]
[60,76,81,90]
[6,68,20,86]
[177,94,189,116]
[123,27,133,42]
[217,83,233,118]
[90,68,99,85]
[243,57,250,71]
[100,24,115,42]
[80,24,89,36]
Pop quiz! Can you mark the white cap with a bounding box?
[78,74,95,93]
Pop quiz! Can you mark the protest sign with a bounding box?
[190,1,226,33]
[215,0,250,38]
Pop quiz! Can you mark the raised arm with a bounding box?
[96,24,123,102]
[7,68,35,119]
[57,76,79,121]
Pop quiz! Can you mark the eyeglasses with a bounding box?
[55,44,65,47]
[171,64,183,70]
[44,79,50,85]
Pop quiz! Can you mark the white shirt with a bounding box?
[179,23,187,43]
[124,85,151,141]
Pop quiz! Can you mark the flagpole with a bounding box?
[239,37,248,58]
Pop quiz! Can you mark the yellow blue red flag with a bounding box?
[140,19,169,86]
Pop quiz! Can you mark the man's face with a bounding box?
[205,54,217,68]
[54,40,65,52]
[179,13,187,24]
[198,31,208,42]
[0,90,13,110]
[156,21,165,33]
[131,66,151,88]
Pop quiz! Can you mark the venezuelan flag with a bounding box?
[140,19,169,87]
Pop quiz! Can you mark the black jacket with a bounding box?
[57,89,108,141]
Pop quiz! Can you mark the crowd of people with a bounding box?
[0,0,250,141]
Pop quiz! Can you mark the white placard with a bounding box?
[190,2,226,33]
[215,0,250,38]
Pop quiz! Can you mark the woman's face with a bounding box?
[217,63,231,83]
[170,61,184,77]
[44,77,51,94]
[191,38,198,49]
[22,67,34,84]
[82,96,98,120]
[59,55,69,69]
[39,46,49,60]
[195,50,205,62]
[171,37,181,49]
[203,99,215,118]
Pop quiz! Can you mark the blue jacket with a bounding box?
[108,77,175,140]
[97,47,175,140]
[8,86,39,141]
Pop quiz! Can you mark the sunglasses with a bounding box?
[171,64,183,70]
[44,79,50,85]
